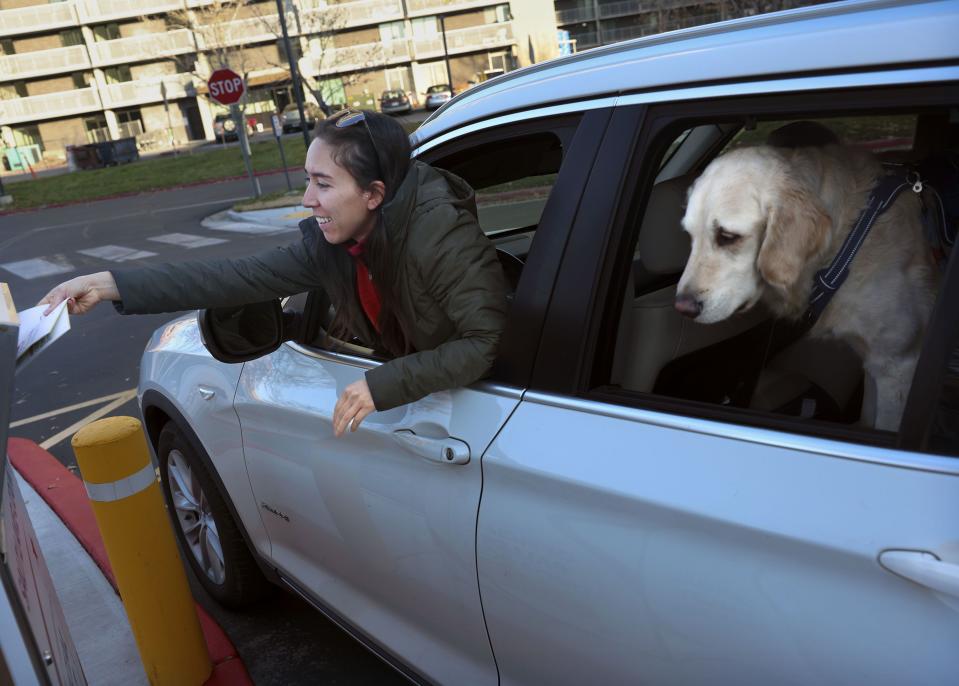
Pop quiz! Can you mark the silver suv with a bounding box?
[140,2,959,683]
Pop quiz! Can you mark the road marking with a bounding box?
[10,389,136,428]
[39,389,139,451]
[0,255,75,280]
[77,245,158,262]
[6,197,250,233]
[148,233,228,248]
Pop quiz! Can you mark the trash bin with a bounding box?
[72,144,103,170]
[111,137,139,164]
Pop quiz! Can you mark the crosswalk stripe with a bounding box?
[148,233,228,248]
[0,256,75,280]
[77,245,158,262]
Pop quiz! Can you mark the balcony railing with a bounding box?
[0,87,101,126]
[412,22,513,59]
[0,45,91,82]
[99,73,197,109]
[76,0,185,23]
[195,14,281,49]
[0,2,78,38]
[298,0,403,32]
[313,39,411,74]
[89,29,195,67]
[599,23,655,44]
[598,0,646,19]
[406,0,501,17]
[555,6,596,25]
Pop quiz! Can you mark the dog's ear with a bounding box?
[757,184,831,292]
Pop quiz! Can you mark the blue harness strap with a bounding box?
[804,170,923,325]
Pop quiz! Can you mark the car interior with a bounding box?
[608,108,958,432]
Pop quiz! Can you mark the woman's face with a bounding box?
[302,138,379,245]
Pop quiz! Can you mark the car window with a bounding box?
[595,102,956,447]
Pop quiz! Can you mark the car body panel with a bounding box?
[414,0,959,148]
[233,342,519,684]
[478,393,959,685]
[138,315,272,557]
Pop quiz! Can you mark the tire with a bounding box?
[157,423,271,608]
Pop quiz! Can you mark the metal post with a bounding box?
[276,0,311,149]
[439,15,454,94]
[271,113,293,192]
[232,104,261,198]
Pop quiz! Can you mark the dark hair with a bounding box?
[312,110,412,357]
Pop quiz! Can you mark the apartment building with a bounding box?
[554,0,827,51]
[0,0,558,165]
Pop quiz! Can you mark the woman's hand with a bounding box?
[333,378,376,437]
[38,272,120,316]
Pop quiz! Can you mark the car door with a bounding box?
[477,92,959,685]
[235,110,598,684]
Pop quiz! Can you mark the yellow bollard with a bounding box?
[71,416,212,686]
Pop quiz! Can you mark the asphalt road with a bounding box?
[1,177,405,685]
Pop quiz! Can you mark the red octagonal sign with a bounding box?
[207,68,245,105]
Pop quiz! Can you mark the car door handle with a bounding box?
[392,430,470,465]
[879,550,959,599]
[197,386,216,401]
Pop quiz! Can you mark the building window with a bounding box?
[1,39,14,55]
[115,108,144,138]
[379,20,406,42]
[13,125,43,151]
[93,23,121,42]
[60,29,84,47]
[84,115,110,143]
[0,82,28,99]
[484,4,511,23]
[104,65,132,84]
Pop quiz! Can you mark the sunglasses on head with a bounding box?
[331,109,382,178]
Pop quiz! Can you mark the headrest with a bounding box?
[637,174,693,275]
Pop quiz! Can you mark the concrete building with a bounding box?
[554,0,827,52]
[0,0,558,165]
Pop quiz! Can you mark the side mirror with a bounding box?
[198,299,291,364]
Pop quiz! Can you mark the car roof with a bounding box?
[412,0,959,149]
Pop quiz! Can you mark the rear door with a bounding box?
[477,87,959,685]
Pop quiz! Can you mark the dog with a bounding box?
[675,144,939,430]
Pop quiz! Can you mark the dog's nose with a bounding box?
[674,294,703,318]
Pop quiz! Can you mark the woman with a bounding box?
[40,110,509,437]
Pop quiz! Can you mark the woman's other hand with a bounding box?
[38,271,120,316]
[333,378,376,437]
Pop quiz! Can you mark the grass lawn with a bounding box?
[2,120,421,212]
[2,137,309,211]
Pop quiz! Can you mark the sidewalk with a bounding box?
[7,437,253,686]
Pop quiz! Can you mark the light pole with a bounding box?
[275,0,310,149]
[438,15,454,94]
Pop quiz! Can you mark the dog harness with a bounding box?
[804,169,925,326]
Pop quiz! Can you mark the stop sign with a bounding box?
[207,68,245,105]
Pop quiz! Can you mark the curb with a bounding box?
[7,437,253,686]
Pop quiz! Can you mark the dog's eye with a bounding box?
[715,227,741,247]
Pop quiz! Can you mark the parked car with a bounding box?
[281,102,324,133]
[379,89,412,115]
[424,83,452,110]
[212,113,238,142]
[140,2,959,684]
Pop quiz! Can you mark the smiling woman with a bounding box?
[39,109,510,437]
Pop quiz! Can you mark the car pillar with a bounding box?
[71,416,212,685]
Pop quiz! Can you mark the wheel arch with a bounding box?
[140,389,280,584]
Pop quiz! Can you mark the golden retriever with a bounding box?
[675,144,939,430]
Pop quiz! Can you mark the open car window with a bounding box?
[595,95,957,450]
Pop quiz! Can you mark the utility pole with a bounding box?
[439,15,455,94]
[275,0,310,149]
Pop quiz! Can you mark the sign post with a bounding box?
[207,68,260,198]
[270,113,292,192]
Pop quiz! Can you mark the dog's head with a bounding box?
[675,146,832,323]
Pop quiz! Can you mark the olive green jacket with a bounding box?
[113,161,509,411]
